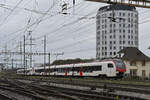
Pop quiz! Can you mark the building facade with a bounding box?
[117,47,150,79]
[96,4,138,59]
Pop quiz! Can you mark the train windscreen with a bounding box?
[115,60,125,69]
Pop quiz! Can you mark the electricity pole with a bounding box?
[44,35,46,74]
[20,41,22,68]
[30,32,32,68]
[48,53,50,75]
[11,59,13,69]
[23,35,26,75]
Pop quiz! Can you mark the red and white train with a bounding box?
[17,59,126,78]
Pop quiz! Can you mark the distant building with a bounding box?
[96,4,138,59]
[117,47,150,79]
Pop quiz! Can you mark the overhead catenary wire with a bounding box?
[3,1,85,47]
[4,0,150,60]
[52,36,95,51]
[0,0,25,28]
[34,22,95,51]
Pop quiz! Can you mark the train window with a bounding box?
[74,67,80,73]
[89,66,93,72]
[67,67,71,72]
[108,63,113,68]
[93,66,102,71]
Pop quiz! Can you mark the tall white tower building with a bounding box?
[96,4,138,59]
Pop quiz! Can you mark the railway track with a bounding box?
[11,77,150,100]
[0,78,116,100]
[21,76,150,95]
[0,75,150,100]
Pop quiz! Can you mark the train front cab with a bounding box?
[113,60,126,78]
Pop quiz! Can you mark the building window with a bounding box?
[113,52,116,55]
[123,13,125,16]
[123,41,125,44]
[128,24,130,28]
[110,35,112,39]
[120,46,122,50]
[130,69,137,76]
[130,61,136,66]
[128,18,130,22]
[110,29,112,33]
[110,46,112,50]
[119,29,122,33]
[123,35,125,38]
[119,35,122,39]
[110,13,112,16]
[142,70,146,77]
[119,24,121,27]
[128,41,130,45]
[128,35,130,39]
[142,61,146,66]
[110,24,112,27]
[113,24,116,27]
[123,30,125,33]
[119,41,122,44]
[113,47,116,50]
[105,52,107,55]
[128,13,130,16]
[102,25,104,29]
[105,30,107,34]
[110,52,112,55]
[113,41,116,44]
[123,24,125,27]
[119,12,121,16]
[110,41,112,44]
[114,29,116,33]
[128,30,130,33]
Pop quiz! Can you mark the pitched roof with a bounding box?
[118,47,150,61]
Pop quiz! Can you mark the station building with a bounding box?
[117,47,150,79]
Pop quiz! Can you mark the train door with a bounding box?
[107,63,114,77]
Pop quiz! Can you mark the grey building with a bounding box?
[96,4,138,59]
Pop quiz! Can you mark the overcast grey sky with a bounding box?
[0,0,150,65]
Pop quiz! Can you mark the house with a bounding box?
[117,47,150,79]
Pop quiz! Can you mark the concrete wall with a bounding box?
[124,60,150,78]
